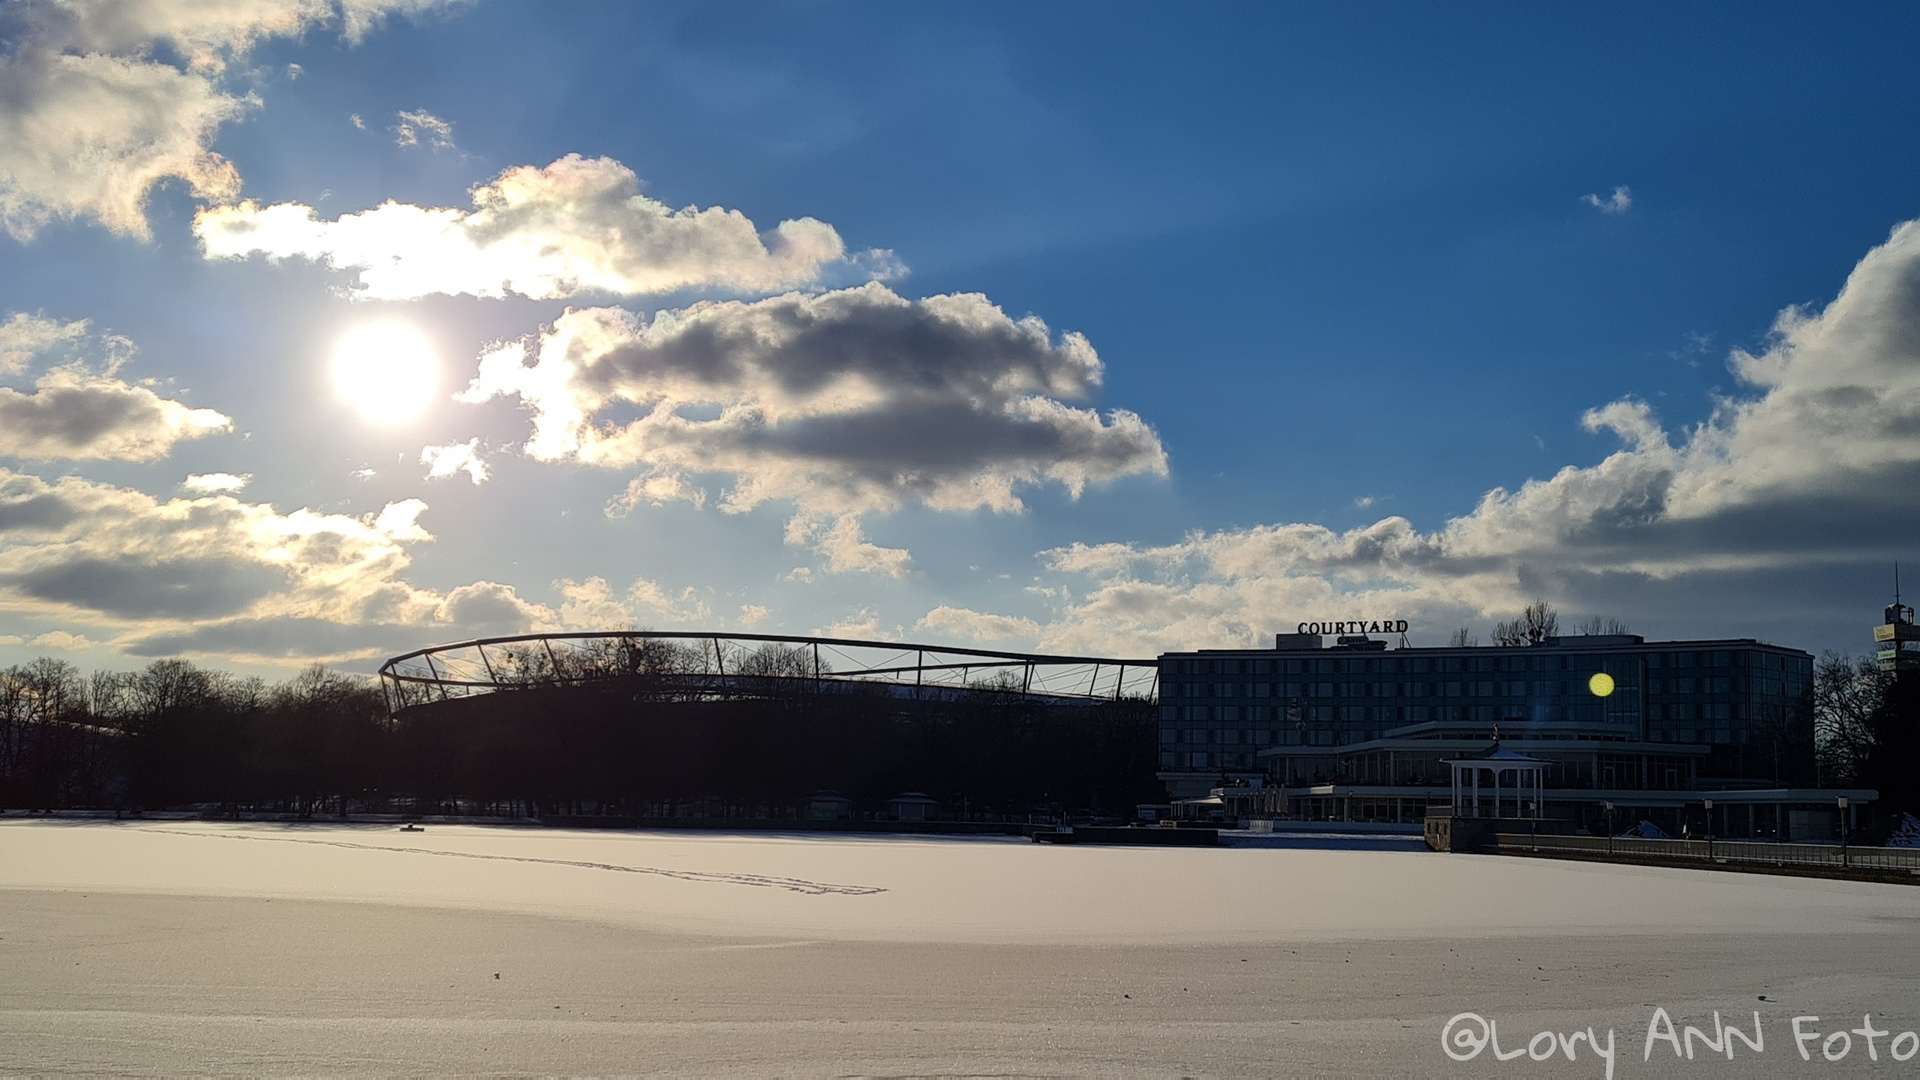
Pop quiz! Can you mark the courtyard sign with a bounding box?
[1298,619,1408,636]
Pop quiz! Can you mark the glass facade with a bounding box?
[1155,636,1814,785]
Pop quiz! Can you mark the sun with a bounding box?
[332,322,439,424]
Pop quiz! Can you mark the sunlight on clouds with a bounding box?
[787,515,912,578]
[0,316,226,461]
[816,609,896,642]
[556,575,710,630]
[196,154,892,300]
[0,313,91,374]
[0,467,572,664]
[459,284,1167,573]
[0,0,461,239]
[0,369,231,461]
[917,605,1041,645]
[420,439,488,484]
[605,470,707,515]
[29,630,94,650]
[182,473,251,494]
[371,499,431,541]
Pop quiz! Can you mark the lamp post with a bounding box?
[1703,798,1714,859]
[1838,795,1850,861]
[1605,801,1614,855]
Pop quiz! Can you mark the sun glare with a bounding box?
[332,322,439,424]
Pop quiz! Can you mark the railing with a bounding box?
[1488,832,1920,872]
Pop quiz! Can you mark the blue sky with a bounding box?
[2,0,1918,674]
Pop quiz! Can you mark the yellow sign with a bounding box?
[1589,672,1616,698]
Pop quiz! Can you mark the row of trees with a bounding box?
[0,654,1161,818]
[0,657,390,813]
[1447,602,1632,648]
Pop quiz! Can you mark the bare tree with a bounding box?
[1572,614,1633,636]
[1446,627,1479,648]
[737,643,816,678]
[1814,651,1886,786]
[1493,601,1558,646]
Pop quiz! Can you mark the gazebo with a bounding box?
[1445,739,1547,819]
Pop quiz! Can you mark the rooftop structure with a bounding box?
[1877,567,1919,674]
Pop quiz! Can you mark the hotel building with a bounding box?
[1156,631,1869,838]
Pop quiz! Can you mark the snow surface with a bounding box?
[5,819,1919,1074]
[0,819,1909,945]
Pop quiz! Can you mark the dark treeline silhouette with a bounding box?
[0,654,1160,820]
[1815,651,1920,818]
[0,658,388,814]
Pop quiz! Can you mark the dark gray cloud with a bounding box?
[0,555,282,619]
[0,370,230,460]
[463,285,1168,571]
[124,617,425,662]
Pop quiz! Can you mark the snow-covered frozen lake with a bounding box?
[3,820,1917,1074]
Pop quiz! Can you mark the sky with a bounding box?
[1,0,1918,676]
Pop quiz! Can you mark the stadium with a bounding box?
[376,631,1162,822]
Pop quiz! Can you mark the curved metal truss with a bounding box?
[378,631,1160,716]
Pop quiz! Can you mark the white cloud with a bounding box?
[1582,186,1632,214]
[917,605,1041,644]
[372,498,431,541]
[556,575,709,630]
[182,472,251,494]
[29,630,94,650]
[0,368,231,461]
[195,154,895,300]
[816,609,896,642]
[788,514,912,577]
[940,218,1920,656]
[460,284,1167,569]
[392,108,455,151]
[420,438,488,484]
[606,469,707,516]
[349,112,366,129]
[0,1,459,240]
[0,313,90,374]
[433,581,552,638]
[737,604,769,628]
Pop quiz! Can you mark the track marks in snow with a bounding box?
[147,828,886,896]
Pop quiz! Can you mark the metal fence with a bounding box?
[1488,832,1920,873]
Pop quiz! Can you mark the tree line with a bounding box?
[0,658,388,814]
